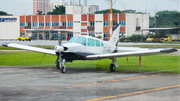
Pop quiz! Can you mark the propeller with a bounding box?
[54,30,66,73]
[58,30,63,72]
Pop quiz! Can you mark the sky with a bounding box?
[0,0,180,16]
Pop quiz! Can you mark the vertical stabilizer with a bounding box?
[109,25,121,46]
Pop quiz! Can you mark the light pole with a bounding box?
[105,0,117,38]
[169,21,171,27]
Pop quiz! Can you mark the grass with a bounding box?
[162,41,180,44]
[0,51,179,73]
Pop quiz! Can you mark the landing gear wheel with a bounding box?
[110,64,116,72]
[61,66,66,73]
[56,62,60,69]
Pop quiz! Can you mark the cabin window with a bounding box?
[95,40,100,47]
[88,38,95,46]
[101,42,104,46]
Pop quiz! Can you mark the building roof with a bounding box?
[143,27,179,31]
[24,29,73,32]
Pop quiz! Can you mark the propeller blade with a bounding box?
[58,30,62,69]
[58,30,61,45]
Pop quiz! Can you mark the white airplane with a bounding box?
[2,25,177,73]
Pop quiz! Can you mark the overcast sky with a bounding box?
[0,0,179,16]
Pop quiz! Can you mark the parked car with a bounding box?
[17,35,31,41]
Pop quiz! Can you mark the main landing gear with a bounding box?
[109,58,119,72]
[56,58,66,73]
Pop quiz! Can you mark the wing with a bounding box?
[2,43,56,55]
[117,47,149,51]
[86,48,177,59]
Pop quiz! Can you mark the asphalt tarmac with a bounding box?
[0,66,180,101]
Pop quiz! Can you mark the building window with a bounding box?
[27,22,31,27]
[20,22,25,27]
[104,33,110,38]
[51,32,58,40]
[61,34,66,40]
[113,21,117,26]
[32,32,38,40]
[33,22,38,26]
[74,21,80,23]
[90,21,94,26]
[62,22,66,26]
[119,32,126,38]
[119,21,126,26]
[68,22,73,26]
[67,32,73,40]
[96,21,102,23]
[89,32,95,37]
[45,32,49,40]
[104,21,110,26]
[52,22,59,26]
[20,32,25,36]
[39,22,44,26]
[46,22,51,26]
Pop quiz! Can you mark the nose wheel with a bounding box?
[56,58,66,73]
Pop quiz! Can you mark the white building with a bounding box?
[55,0,68,7]
[66,5,87,15]
[89,5,99,14]
[0,16,20,39]
[0,13,149,40]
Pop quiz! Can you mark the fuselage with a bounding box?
[57,35,117,61]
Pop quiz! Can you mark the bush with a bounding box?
[120,34,146,42]
[96,35,102,39]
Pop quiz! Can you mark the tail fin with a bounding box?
[109,24,121,46]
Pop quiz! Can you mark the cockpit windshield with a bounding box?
[67,36,86,45]
[67,36,78,43]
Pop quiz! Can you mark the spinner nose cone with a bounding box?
[54,45,68,53]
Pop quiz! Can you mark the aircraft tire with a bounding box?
[110,64,115,72]
[56,62,60,69]
[61,66,66,73]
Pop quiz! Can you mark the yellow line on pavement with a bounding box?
[34,73,166,92]
[85,85,180,101]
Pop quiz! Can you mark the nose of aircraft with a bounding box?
[54,45,64,52]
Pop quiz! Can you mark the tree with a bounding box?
[37,10,43,15]
[94,9,122,14]
[155,10,180,27]
[47,5,65,15]
[0,11,12,16]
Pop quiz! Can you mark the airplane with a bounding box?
[2,25,177,73]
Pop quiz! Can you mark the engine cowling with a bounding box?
[54,45,64,52]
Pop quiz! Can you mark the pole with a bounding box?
[110,0,113,38]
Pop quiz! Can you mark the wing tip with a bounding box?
[2,43,9,47]
[160,48,177,53]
